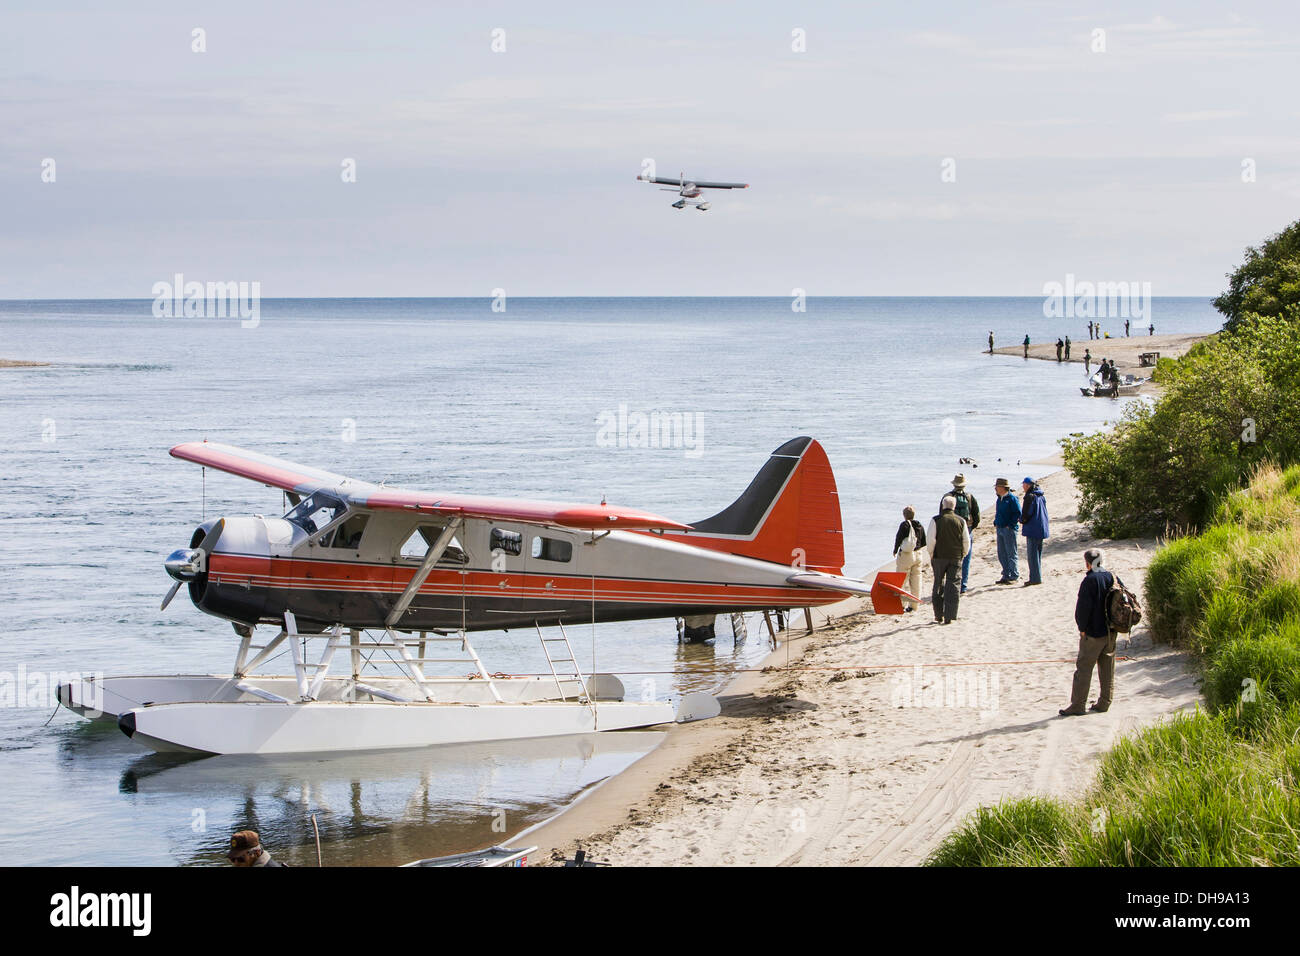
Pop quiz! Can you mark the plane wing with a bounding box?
[169,441,693,531]
[639,176,749,189]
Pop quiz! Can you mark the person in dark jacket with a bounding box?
[1022,333,1030,358]
[1061,548,1117,715]
[1020,477,1049,585]
[926,496,970,625]
[940,474,980,594]
[1055,338,1064,362]
[1064,335,1071,360]
[892,505,927,612]
[992,477,1021,584]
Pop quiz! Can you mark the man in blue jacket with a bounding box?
[1060,548,1116,716]
[1020,477,1049,585]
[992,478,1020,584]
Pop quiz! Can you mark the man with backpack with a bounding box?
[892,505,927,612]
[1060,548,1125,715]
[940,474,980,594]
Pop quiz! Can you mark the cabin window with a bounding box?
[322,513,369,549]
[490,528,523,556]
[398,525,469,565]
[531,535,573,562]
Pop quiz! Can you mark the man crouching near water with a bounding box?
[927,496,970,625]
[1060,548,1116,716]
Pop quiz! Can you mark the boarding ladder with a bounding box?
[536,621,593,715]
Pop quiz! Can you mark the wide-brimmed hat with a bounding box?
[951,474,966,488]
[994,477,1010,489]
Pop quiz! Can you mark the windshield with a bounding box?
[284,492,347,534]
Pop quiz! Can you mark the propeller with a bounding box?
[161,518,225,610]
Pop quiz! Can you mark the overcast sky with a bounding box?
[3,1,1297,297]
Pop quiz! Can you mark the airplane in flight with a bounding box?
[637,170,749,210]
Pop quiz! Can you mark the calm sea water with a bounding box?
[0,296,1220,865]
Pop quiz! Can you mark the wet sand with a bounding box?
[990,333,1209,377]
[525,469,1200,866]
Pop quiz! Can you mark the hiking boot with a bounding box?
[1058,707,1086,717]
[1089,702,1110,713]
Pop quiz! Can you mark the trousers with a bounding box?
[1070,630,1117,710]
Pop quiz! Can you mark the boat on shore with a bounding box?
[1081,372,1146,397]
[403,844,537,867]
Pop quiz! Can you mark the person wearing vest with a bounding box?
[940,474,980,593]
[1061,548,1117,715]
[1020,476,1049,585]
[926,496,970,625]
[891,505,927,612]
[992,477,1021,584]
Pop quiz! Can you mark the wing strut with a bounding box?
[386,518,463,627]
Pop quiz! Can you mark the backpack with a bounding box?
[900,521,917,553]
[1106,574,1142,633]
[952,491,972,526]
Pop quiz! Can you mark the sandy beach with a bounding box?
[992,332,1207,377]
[527,469,1201,866]
[0,359,49,368]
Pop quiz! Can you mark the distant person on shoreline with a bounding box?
[1020,477,1049,586]
[1055,338,1064,362]
[1084,348,1092,374]
[940,474,980,594]
[988,330,994,354]
[1125,319,1130,336]
[1060,548,1116,716]
[992,478,1021,585]
[926,496,970,625]
[1087,320,1094,340]
[1149,323,1154,336]
[892,506,927,613]
[1023,334,1030,358]
[1064,335,1071,360]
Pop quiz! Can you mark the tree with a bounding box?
[1213,221,1300,332]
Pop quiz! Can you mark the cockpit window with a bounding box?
[285,492,347,535]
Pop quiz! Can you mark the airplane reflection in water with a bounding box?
[118,731,665,866]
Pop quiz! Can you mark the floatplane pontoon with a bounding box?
[59,437,911,755]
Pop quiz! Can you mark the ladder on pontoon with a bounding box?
[536,621,592,713]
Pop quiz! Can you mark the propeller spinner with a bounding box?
[161,518,224,610]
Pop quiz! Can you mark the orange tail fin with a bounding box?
[679,437,845,573]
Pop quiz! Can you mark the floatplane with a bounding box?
[58,437,911,755]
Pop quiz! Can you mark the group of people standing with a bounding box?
[1086,319,1154,339]
[891,473,1050,624]
[890,476,1121,715]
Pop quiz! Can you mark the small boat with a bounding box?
[403,844,537,867]
[1080,372,1145,397]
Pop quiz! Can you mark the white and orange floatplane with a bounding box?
[58,437,913,756]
